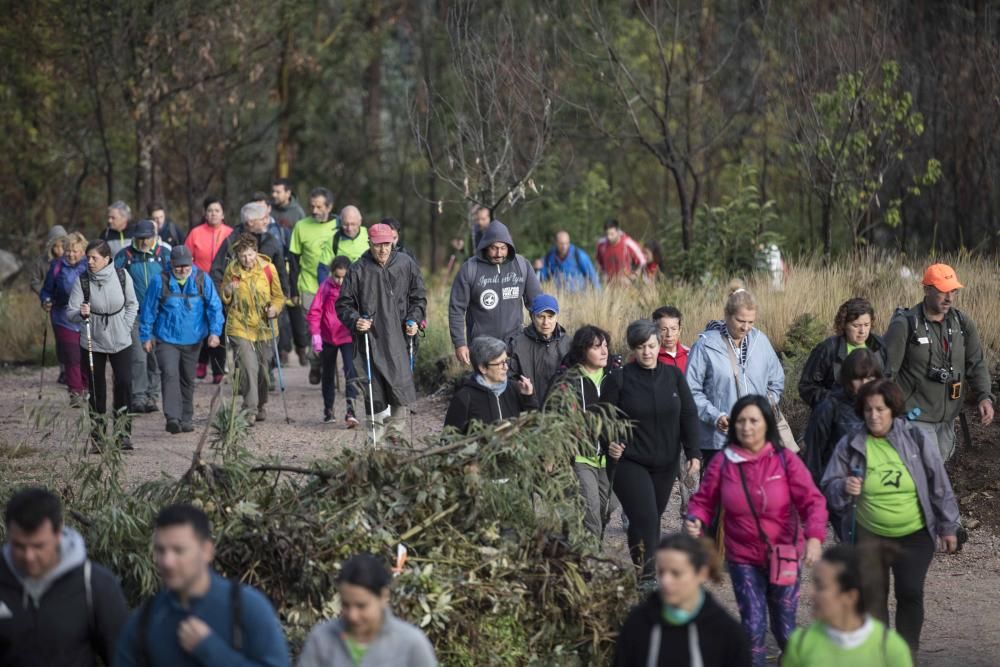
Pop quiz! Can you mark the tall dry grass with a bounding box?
[0,289,50,364]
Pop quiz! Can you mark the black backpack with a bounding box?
[160,270,206,308]
[136,578,243,666]
[79,267,129,319]
[120,244,168,270]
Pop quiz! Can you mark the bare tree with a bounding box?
[412,1,554,224]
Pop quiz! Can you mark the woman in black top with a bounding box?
[443,336,537,434]
[614,533,751,666]
[609,320,701,583]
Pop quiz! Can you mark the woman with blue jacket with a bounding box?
[40,232,89,404]
[686,281,784,467]
[139,246,224,434]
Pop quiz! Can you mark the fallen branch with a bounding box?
[250,464,337,481]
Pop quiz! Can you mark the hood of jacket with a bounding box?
[2,527,87,607]
[46,225,68,247]
[476,220,518,259]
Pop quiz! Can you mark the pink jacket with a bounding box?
[688,443,828,567]
[307,278,352,346]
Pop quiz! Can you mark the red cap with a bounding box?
[922,264,963,292]
[368,223,394,245]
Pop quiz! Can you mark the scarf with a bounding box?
[475,373,508,397]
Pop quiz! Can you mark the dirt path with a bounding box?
[3,364,999,665]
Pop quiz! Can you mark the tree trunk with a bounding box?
[275,26,293,179]
[821,194,833,259]
[670,166,693,251]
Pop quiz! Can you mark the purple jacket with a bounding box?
[688,443,828,567]
[40,258,88,332]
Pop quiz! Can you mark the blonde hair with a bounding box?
[64,232,88,252]
[724,279,757,317]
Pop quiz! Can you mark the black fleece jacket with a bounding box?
[443,374,538,434]
[798,334,888,408]
[614,362,701,469]
[614,590,751,666]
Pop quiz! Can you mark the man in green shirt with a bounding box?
[290,187,338,380]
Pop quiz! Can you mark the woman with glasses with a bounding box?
[443,336,537,434]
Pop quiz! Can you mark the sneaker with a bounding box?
[196,362,208,379]
[323,410,336,424]
[212,374,224,385]
[256,407,266,422]
[166,419,181,434]
[308,367,321,385]
[69,393,87,409]
[345,408,360,429]
[296,346,309,367]
[181,422,194,433]
[119,438,135,451]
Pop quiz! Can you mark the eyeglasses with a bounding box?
[485,359,510,368]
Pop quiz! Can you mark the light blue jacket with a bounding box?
[686,323,785,450]
[139,267,224,345]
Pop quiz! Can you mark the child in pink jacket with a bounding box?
[685,395,828,667]
[307,256,359,426]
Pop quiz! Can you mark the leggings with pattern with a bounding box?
[728,562,799,667]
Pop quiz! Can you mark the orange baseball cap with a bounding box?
[922,263,963,292]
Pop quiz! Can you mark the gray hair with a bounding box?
[469,336,508,371]
[240,201,268,224]
[108,201,131,220]
[626,319,659,349]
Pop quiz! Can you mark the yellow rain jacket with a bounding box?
[221,255,285,341]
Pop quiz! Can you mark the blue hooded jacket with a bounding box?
[540,243,600,292]
[40,257,88,332]
[686,321,785,450]
[140,267,224,345]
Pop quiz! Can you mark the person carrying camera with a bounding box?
[884,264,995,462]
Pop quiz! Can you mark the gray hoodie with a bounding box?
[67,262,139,353]
[448,221,541,348]
[297,610,437,667]
[2,527,86,607]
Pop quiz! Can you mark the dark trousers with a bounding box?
[80,346,131,445]
[857,525,935,655]
[610,458,677,580]
[321,342,358,411]
[54,326,84,394]
[277,310,293,353]
[156,342,200,424]
[287,303,310,349]
[198,336,226,375]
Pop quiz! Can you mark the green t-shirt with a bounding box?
[845,341,865,355]
[333,226,370,263]
[342,634,369,666]
[575,368,607,468]
[290,217,338,295]
[858,436,925,537]
[782,619,913,667]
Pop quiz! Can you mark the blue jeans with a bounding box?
[728,562,800,667]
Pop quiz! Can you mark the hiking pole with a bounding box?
[269,318,292,424]
[362,314,377,449]
[38,317,49,400]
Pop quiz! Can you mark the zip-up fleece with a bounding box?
[448,221,542,348]
[802,387,864,485]
[67,263,138,354]
[614,362,701,469]
[508,324,572,403]
[798,333,889,408]
[686,325,785,451]
[884,303,995,424]
[114,241,171,306]
[40,258,88,332]
[184,222,233,273]
[613,590,751,667]
[0,528,128,667]
[546,364,624,459]
[307,277,352,346]
[821,418,960,542]
[688,443,828,567]
[443,374,539,434]
[297,610,437,667]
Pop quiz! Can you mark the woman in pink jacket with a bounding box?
[307,256,359,426]
[685,394,828,667]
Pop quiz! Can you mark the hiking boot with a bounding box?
[323,410,336,424]
[345,407,360,429]
[308,366,321,385]
[269,368,277,392]
[256,407,267,422]
[296,346,309,366]
[57,371,67,385]
[119,437,135,451]
[181,422,194,433]
[128,403,146,415]
[279,351,289,365]
[144,400,159,413]
[166,419,181,434]
[212,374,224,385]
[196,362,208,379]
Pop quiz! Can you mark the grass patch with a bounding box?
[0,288,50,364]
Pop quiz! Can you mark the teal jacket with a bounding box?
[114,242,171,307]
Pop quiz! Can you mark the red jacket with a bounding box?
[688,443,828,567]
[307,277,352,346]
[658,345,689,373]
[185,222,233,273]
[595,233,646,278]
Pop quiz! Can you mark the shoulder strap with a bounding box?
[230,579,243,652]
[332,230,341,256]
[195,270,205,296]
[263,264,273,285]
[645,624,661,667]
[574,245,587,268]
[116,267,128,295]
[137,595,155,667]
[53,261,63,280]
[122,247,133,268]
[736,463,771,550]
[83,560,94,636]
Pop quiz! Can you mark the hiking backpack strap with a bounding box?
[263,264,273,285]
[83,559,94,638]
[137,595,155,667]
[645,624,661,667]
[230,578,243,652]
[332,230,341,257]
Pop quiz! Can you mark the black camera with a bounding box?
[927,367,954,384]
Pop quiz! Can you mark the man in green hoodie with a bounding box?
[885,263,995,461]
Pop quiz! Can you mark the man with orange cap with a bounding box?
[885,263,995,461]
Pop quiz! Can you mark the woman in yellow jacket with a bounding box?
[220,233,285,423]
